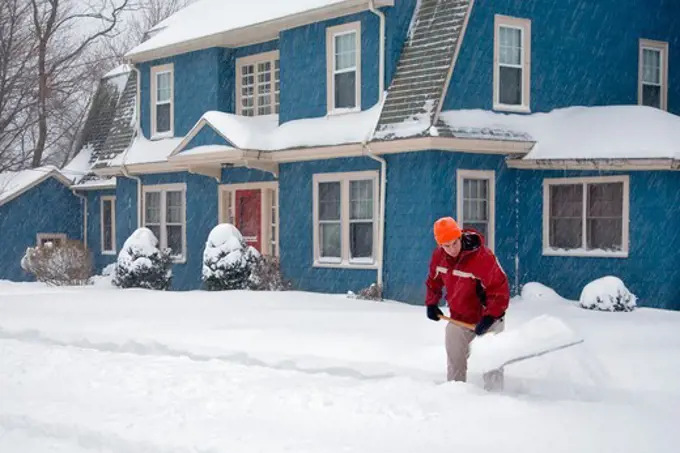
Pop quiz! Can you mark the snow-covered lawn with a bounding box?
[1,280,679,452]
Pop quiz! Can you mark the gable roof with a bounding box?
[125,0,394,63]
[373,0,473,139]
[0,167,72,207]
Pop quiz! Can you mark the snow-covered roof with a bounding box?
[0,167,72,207]
[110,135,184,166]
[437,105,680,161]
[125,0,392,62]
[172,104,381,158]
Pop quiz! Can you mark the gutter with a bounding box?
[121,62,143,229]
[368,0,386,98]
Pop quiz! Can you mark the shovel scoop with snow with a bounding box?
[440,314,584,373]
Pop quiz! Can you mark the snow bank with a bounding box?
[438,105,680,160]
[579,276,637,312]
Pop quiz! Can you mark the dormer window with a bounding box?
[327,22,361,114]
[639,39,668,110]
[236,51,280,116]
[151,64,174,138]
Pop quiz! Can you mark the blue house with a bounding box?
[2,0,680,310]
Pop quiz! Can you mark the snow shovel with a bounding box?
[439,314,585,372]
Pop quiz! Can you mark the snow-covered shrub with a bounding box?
[348,283,383,301]
[21,239,92,286]
[202,224,260,291]
[579,276,637,312]
[249,255,291,291]
[113,228,172,290]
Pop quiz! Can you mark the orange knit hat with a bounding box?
[433,217,462,245]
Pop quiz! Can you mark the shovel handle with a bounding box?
[439,314,476,331]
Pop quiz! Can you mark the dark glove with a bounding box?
[426,304,444,321]
[474,315,496,336]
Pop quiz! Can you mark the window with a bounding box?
[313,171,378,267]
[457,170,495,251]
[151,64,174,137]
[101,196,116,254]
[639,39,668,110]
[543,176,629,257]
[268,188,279,257]
[36,233,66,247]
[236,51,280,116]
[326,22,361,113]
[494,15,531,112]
[143,184,186,261]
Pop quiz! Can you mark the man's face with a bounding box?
[441,238,461,258]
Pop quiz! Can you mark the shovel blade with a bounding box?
[468,314,583,373]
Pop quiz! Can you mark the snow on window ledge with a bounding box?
[326,107,361,117]
[314,259,377,270]
[542,247,628,259]
[151,132,174,141]
[493,103,531,114]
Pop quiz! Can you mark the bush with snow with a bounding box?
[21,239,92,286]
[113,228,172,290]
[579,276,637,312]
[202,224,261,291]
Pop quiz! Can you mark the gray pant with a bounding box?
[445,318,505,391]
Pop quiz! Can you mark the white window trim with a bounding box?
[150,64,174,139]
[217,182,279,256]
[36,233,67,246]
[542,175,630,258]
[638,39,669,111]
[456,170,495,252]
[326,22,362,115]
[312,171,379,269]
[493,15,531,113]
[235,50,280,117]
[142,183,187,263]
[100,195,117,255]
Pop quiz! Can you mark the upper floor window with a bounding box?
[543,176,629,258]
[326,22,361,113]
[639,39,668,110]
[494,15,531,112]
[236,51,280,116]
[151,64,174,138]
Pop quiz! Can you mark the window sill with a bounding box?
[542,248,628,259]
[101,251,117,256]
[151,132,174,140]
[313,260,378,270]
[326,107,361,117]
[171,256,187,264]
[493,103,531,114]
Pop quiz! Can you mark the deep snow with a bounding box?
[1,280,679,452]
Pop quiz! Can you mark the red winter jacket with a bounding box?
[425,230,509,325]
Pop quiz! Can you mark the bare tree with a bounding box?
[0,0,38,172]
[29,0,130,168]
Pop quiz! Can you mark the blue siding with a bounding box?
[279,157,381,293]
[382,151,517,304]
[443,0,680,115]
[139,48,222,138]
[279,11,380,123]
[181,125,232,152]
[84,189,117,273]
[0,177,82,281]
[517,169,680,311]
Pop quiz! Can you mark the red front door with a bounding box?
[234,189,262,251]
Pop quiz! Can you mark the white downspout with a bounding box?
[72,189,88,248]
[122,62,143,229]
[368,0,386,99]
[367,1,387,293]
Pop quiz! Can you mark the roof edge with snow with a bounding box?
[0,167,74,208]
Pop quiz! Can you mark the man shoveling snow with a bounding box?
[425,217,510,391]
[425,217,584,392]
